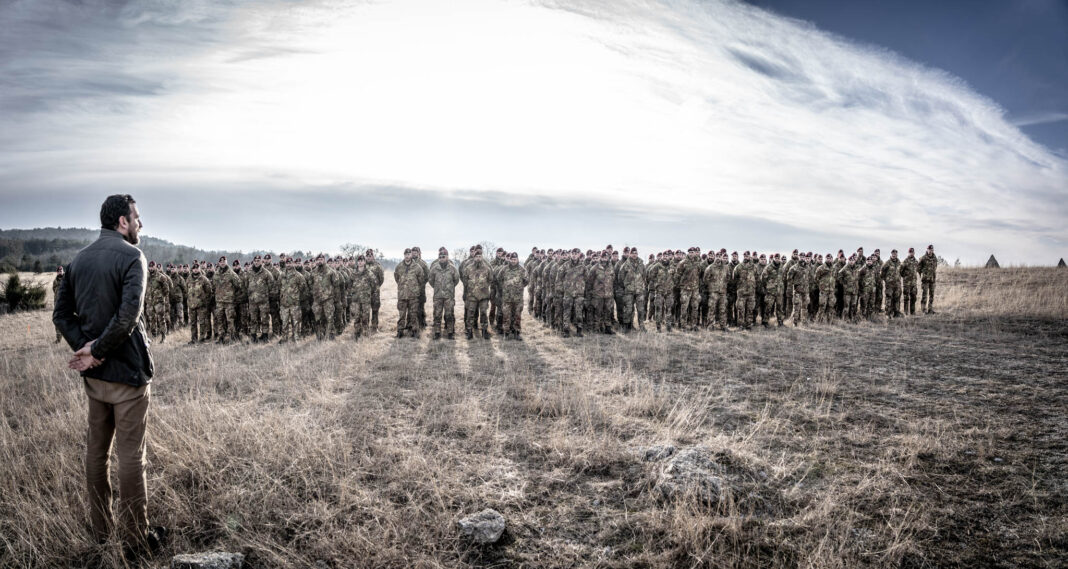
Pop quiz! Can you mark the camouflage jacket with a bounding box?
[646,261,672,296]
[860,264,878,293]
[814,262,835,293]
[676,256,704,291]
[881,258,902,287]
[311,265,339,302]
[589,261,615,299]
[246,266,274,304]
[187,273,213,310]
[900,256,919,284]
[761,262,784,295]
[733,260,756,295]
[560,260,587,298]
[917,252,938,282]
[348,267,376,303]
[428,260,460,300]
[52,274,63,296]
[146,271,171,306]
[267,265,281,298]
[703,261,730,295]
[618,258,647,294]
[463,258,493,300]
[367,260,385,292]
[787,262,809,292]
[167,271,185,302]
[499,264,529,303]
[838,264,858,294]
[394,260,426,301]
[280,268,307,307]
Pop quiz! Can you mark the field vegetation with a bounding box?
[0,268,1065,568]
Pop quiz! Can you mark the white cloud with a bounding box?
[0,0,1065,263]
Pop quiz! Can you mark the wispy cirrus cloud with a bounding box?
[0,0,1065,263]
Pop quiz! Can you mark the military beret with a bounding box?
[474,244,483,250]
[233,260,240,266]
[264,254,271,259]
[219,256,227,262]
[148,261,155,267]
[909,247,915,252]
[509,252,518,258]
[404,248,411,254]
[743,250,750,255]
[364,249,374,256]
[874,249,880,253]
[438,246,448,254]
[254,254,262,260]
[891,249,897,254]
[927,244,934,249]
[731,251,738,255]
[357,256,365,262]
[792,249,799,254]
[496,247,505,253]
[571,248,581,253]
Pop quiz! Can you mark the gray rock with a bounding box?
[171,551,245,569]
[458,509,506,545]
[656,447,724,504]
[642,445,677,462]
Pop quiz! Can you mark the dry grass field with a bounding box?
[1,268,1066,568]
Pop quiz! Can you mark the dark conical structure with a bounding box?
[1058,258,1066,268]
[985,255,1000,269]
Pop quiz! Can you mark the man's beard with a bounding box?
[123,229,139,245]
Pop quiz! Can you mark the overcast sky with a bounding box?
[1,0,1065,264]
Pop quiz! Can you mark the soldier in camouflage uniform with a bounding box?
[463,249,493,339]
[647,252,673,332]
[246,255,274,342]
[265,254,282,337]
[787,255,809,326]
[186,263,214,344]
[559,248,588,337]
[761,254,784,327]
[394,248,426,338]
[881,249,903,318]
[611,249,624,328]
[361,250,383,331]
[347,257,375,340]
[52,266,65,343]
[145,261,171,342]
[231,260,249,336]
[488,248,507,334]
[726,251,739,327]
[872,249,884,314]
[499,252,529,340]
[213,257,243,342]
[298,259,315,336]
[859,255,878,319]
[701,251,729,330]
[311,255,339,340]
[167,265,185,331]
[917,244,938,314]
[428,247,460,340]
[618,248,648,332]
[900,247,919,315]
[814,254,836,323]
[782,250,799,320]
[675,248,704,331]
[755,253,767,325]
[278,259,307,343]
[588,251,616,334]
[838,256,859,322]
[733,251,756,330]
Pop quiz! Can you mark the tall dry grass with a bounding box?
[0,267,1065,568]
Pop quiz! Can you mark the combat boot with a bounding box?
[433,331,441,340]
[447,332,455,340]
[514,333,523,341]
[261,334,269,342]
[638,323,647,333]
[465,329,474,340]
[656,323,661,332]
[396,330,405,339]
[278,337,289,344]
[576,327,584,338]
[562,329,570,338]
[482,328,491,340]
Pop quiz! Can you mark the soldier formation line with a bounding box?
[53,244,941,345]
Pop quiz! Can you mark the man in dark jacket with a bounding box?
[53,194,163,554]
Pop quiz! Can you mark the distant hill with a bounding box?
[1,227,280,272]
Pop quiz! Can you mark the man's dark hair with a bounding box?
[100,194,136,230]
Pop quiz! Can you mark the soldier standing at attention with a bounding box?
[787,254,809,326]
[186,263,214,344]
[500,252,529,340]
[733,251,756,330]
[213,257,242,343]
[411,247,429,330]
[900,248,919,315]
[761,254,784,327]
[560,248,588,338]
[428,247,460,340]
[311,255,338,341]
[814,254,836,323]
[881,249,903,318]
[52,265,65,343]
[839,256,859,322]
[348,257,375,340]
[364,249,385,331]
[618,247,648,332]
[246,255,274,342]
[675,248,704,331]
[394,248,426,338]
[145,262,170,343]
[918,244,938,314]
[278,259,307,343]
[463,248,493,339]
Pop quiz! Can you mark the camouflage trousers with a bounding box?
[561,295,584,332]
[280,304,301,340]
[884,283,902,317]
[349,299,371,337]
[371,292,381,330]
[726,290,737,326]
[249,301,270,337]
[489,292,501,330]
[791,290,808,324]
[736,293,755,328]
[764,291,783,326]
[502,301,523,335]
[269,297,281,337]
[613,292,624,324]
[432,297,456,335]
[921,279,935,313]
[189,307,211,342]
[589,297,613,332]
[679,289,700,329]
[148,303,168,337]
[621,293,646,328]
[465,298,490,332]
[214,302,238,341]
[860,287,877,318]
[816,289,835,323]
[170,301,183,330]
[418,292,427,329]
[235,303,248,335]
[903,282,918,315]
[334,299,346,334]
[841,293,857,322]
[705,291,726,328]
[397,298,419,333]
[313,299,335,338]
[652,292,674,328]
